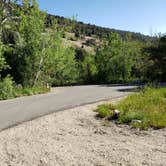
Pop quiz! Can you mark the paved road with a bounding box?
[0,85,137,131]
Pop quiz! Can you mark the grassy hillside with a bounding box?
[46,14,154,42]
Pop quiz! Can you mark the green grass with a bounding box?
[95,104,116,118]
[96,87,166,130]
[13,86,50,98]
[0,76,50,100]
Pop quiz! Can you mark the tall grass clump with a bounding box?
[96,87,166,130]
[95,104,116,118]
[0,76,15,100]
[0,77,50,100]
[117,87,166,129]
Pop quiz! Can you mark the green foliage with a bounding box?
[0,76,15,100]
[41,31,78,86]
[14,85,50,98]
[96,87,166,130]
[16,0,46,86]
[75,48,97,84]
[0,0,164,102]
[142,36,166,82]
[1,1,80,87]
[50,46,78,86]
[117,87,166,129]
[0,0,45,86]
[0,77,50,100]
[0,42,7,73]
[48,15,153,41]
[119,111,144,124]
[95,32,137,83]
[96,104,116,118]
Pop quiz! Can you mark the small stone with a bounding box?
[94,128,107,135]
[131,120,142,123]
[112,109,120,119]
[113,109,120,114]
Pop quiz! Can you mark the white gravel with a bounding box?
[0,99,166,166]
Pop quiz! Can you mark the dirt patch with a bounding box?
[0,99,165,166]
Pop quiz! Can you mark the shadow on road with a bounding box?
[116,87,141,93]
[98,84,133,87]
[97,83,144,87]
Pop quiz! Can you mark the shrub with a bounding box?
[96,87,166,130]
[117,87,166,129]
[14,85,50,98]
[96,104,116,118]
[0,76,15,100]
[119,111,144,124]
[0,78,50,100]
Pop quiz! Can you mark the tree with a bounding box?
[3,0,47,86]
[143,35,166,82]
[0,42,7,74]
[0,0,12,76]
[75,48,97,84]
[37,29,78,86]
[1,0,80,87]
[95,32,136,83]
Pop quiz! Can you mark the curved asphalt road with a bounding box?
[0,85,137,131]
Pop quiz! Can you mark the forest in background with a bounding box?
[46,14,154,42]
[0,0,166,100]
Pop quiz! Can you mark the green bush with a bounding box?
[0,76,15,100]
[119,111,144,124]
[96,87,166,130]
[117,87,166,129]
[96,104,116,118]
[0,77,50,100]
[14,85,50,98]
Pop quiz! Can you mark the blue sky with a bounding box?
[38,0,166,35]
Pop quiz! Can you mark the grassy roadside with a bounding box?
[0,77,50,100]
[0,85,50,100]
[95,87,166,130]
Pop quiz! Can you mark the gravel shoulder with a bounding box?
[0,98,166,166]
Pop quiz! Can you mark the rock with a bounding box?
[113,109,120,115]
[46,83,50,89]
[112,109,120,120]
[94,128,107,135]
[131,120,142,124]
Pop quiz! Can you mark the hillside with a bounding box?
[46,14,153,42]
